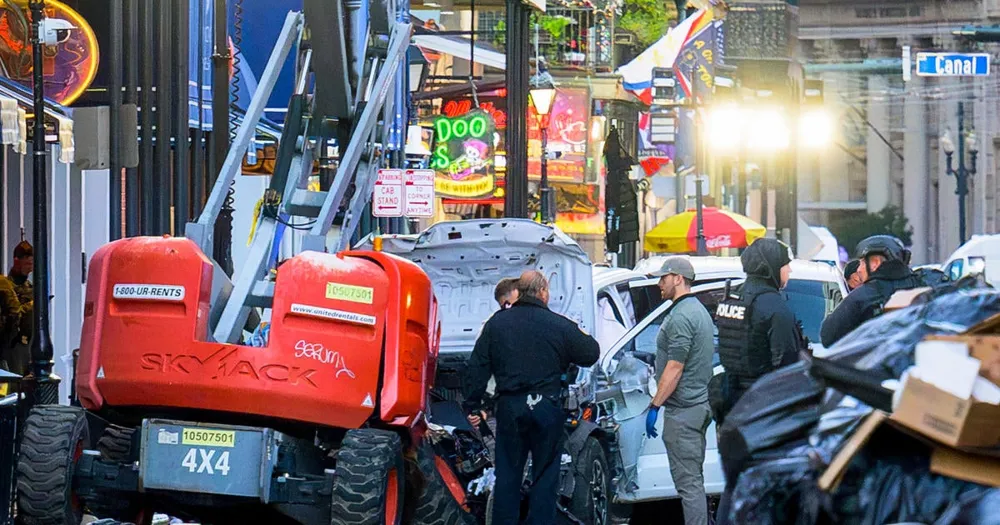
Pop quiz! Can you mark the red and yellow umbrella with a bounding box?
[644,207,766,253]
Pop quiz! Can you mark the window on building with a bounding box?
[909,6,922,16]
[879,7,908,17]
[477,11,505,46]
[855,7,876,18]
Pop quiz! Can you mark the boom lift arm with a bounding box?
[183,1,413,344]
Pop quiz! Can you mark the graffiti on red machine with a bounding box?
[294,340,356,379]
[140,346,318,387]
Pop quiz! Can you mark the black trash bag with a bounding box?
[914,266,949,289]
[936,489,1000,525]
[724,456,824,525]
[717,361,825,484]
[828,427,991,525]
[826,289,1000,378]
[809,358,894,412]
[804,289,1000,462]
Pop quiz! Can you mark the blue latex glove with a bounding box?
[645,405,660,439]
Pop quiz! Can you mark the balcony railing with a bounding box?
[477,8,615,73]
[535,8,615,73]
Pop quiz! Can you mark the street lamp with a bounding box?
[704,104,745,153]
[799,108,834,150]
[941,102,977,244]
[529,75,557,223]
[29,0,58,403]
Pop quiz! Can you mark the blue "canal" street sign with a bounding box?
[916,52,991,77]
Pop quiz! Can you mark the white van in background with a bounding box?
[943,234,1000,285]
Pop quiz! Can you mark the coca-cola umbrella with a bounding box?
[644,207,766,253]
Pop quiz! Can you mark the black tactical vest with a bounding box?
[716,289,780,390]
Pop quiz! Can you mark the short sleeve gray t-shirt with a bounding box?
[654,295,715,408]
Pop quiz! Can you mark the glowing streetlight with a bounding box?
[529,74,557,223]
[745,108,790,152]
[799,108,834,150]
[704,104,745,153]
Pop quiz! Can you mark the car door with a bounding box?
[596,288,631,358]
[598,282,730,503]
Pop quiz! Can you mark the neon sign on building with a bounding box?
[431,109,498,198]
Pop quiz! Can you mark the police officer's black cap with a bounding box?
[844,259,861,279]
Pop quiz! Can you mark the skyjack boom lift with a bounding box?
[13,3,468,524]
[186,2,413,343]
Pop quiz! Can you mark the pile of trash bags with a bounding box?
[718,286,1000,525]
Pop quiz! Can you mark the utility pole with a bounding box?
[29,0,58,404]
[110,0,123,239]
[503,0,529,218]
[692,79,707,255]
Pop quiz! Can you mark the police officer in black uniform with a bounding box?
[820,235,923,347]
[715,238,802,423]
[463,270,600,525]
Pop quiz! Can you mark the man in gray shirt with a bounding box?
[645,257,714,525]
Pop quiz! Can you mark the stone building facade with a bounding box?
[798,0,1000,263]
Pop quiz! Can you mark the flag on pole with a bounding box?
[616,9,714,104]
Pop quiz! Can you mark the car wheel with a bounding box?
[569,437,610,525]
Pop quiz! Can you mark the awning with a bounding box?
[412,35,507,70]
[0,77,76,162]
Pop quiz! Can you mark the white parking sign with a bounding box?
[404,169,435,218]
[373,169,403,217]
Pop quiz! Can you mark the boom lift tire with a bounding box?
[412,444,476,525]
[96,424,135,463]
[330,429,406,525]
[89,425,147,523]
[16,405,90,525]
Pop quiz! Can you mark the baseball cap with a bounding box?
[651,257,696,280]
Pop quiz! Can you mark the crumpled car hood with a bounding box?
[357,219,596,355]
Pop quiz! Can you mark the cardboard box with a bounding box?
[883,287,932,311]
[821,411,1000,492]
[931,446,1000,487]
[924,335,1000,385]
[891,375,1000,448]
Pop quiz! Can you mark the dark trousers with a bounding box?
[492,394,565,525]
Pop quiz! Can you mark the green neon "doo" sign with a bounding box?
[435,114,490,142]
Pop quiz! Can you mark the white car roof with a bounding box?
[592,266,645,291]
[635,255,845,284]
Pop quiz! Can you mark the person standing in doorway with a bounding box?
[644,257,715,525]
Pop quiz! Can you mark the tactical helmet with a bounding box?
[855,235,909,264]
